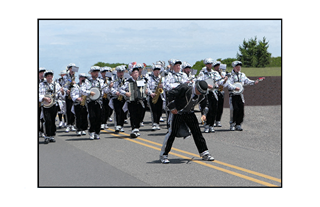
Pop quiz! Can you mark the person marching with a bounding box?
[197,58,227,133]
[136,63,148,127]
[160,80,214,164]
[100,67,114,130]
[110,65,127,133]
[121,64,148,138]
[70,73,88,136]
[82,66,106,140]
[39,70,65,144]
[63,63,77,133]
[227,61,259,131]
[163,59,188,91]
[213,61,229,127]
[39,67,46,138]
[57,70,68,128]
[181,61,195,81]
[147,64,164,131]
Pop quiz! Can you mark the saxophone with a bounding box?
[80,95,87,106]
[152,77,163,104]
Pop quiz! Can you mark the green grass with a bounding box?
[225,67,281,77]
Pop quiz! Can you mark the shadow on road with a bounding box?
[147,158,189,164]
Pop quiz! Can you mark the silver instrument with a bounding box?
[128,82,135,101]
[89,87,101,101]
[232,82,244,95]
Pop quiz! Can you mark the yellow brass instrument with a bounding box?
[80,95,87,106]
[117,78,124,101]
[152,77,163,104]
[103,79,111,99]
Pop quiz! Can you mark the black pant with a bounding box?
[113,98,126,127]
[74,104,88,131]
[162,113,208,156]
[65,96,75,125]
[139,99,147,123]
[216,91,224,122]
[101,97,113,124]
[87,101,102,134]
[39,105,44,133]
[148,97,163,124]
[128,100,144,130]
[231,95,244,125]
[43,104,58,137]
[206,92,218,127]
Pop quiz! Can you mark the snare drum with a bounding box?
[89,87,101,101]
[232,82,244,95]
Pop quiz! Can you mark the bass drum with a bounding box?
[232,82,244,95]
[89,87,101,101]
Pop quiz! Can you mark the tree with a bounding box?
[237,36,271,68]
[237,36,258,67]
[256,37,271,67]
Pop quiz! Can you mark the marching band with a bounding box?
[39,59,261,163]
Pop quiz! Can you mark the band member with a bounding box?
[82,66,107,139]
[57,70,68,128]
[63,63,77,133]
[121,65,148,138]
[110,65,127,133]
[70,73,88,136]
[164,59,190,138]
[137,63,148,127]
[197,58,227,133]
[163,59,188,91]
[181,62,195,85]
[39,70,65,144]
[160,80,214,164]
[39,67,46,138]
[147,64,164,131]
[212,61,227,127]
[100,67,113,129]
[227,61,259,131]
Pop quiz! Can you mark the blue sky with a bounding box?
[39,19,281,77]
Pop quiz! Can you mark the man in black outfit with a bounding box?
[159,80,215,164]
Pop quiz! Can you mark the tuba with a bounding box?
[152,77,163,104]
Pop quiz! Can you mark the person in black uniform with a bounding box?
[159,80,215,164]
[39,67,46,138]
[110,65,127,133]
[39,70,65,143]
[122,65,148,138]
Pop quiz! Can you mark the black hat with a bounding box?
[195,80,208,94]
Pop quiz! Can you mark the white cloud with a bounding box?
[39,19,281,76]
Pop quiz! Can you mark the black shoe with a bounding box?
[130,132,137,138]
[235,125,243,131]
[49,138,56,142]
[44,138,49,144]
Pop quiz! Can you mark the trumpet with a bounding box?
[152,77,163,104]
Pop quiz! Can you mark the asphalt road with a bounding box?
[38,105,281,187]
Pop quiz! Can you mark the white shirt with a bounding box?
[39,80,64,102]
[164,71,188,91]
